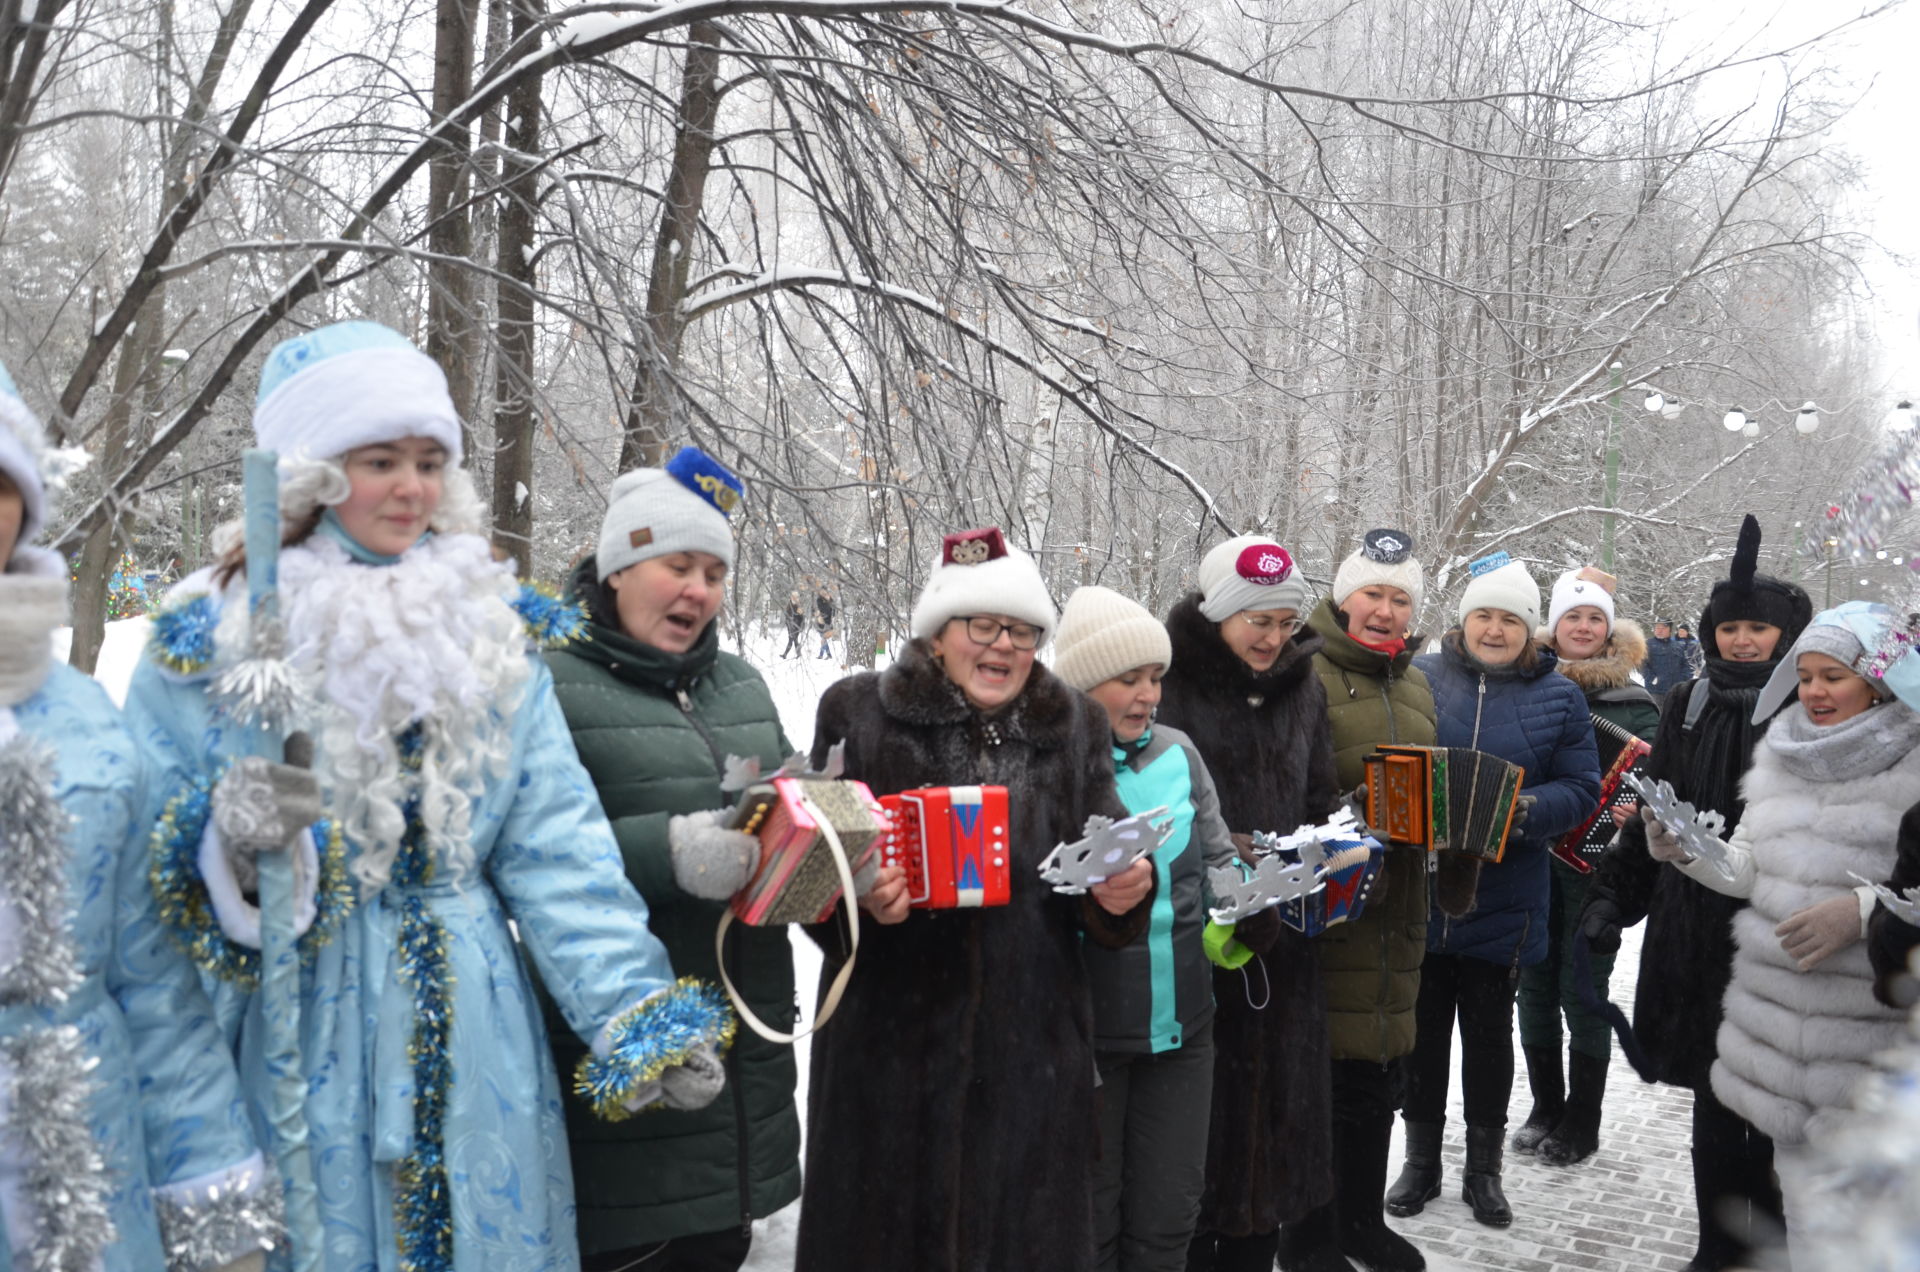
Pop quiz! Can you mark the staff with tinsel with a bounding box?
[211,449,324,1269]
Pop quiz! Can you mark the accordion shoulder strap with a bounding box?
[716,791,861,1045]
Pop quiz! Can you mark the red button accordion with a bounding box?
[878,785,1012,909]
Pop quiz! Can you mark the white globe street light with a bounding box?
[1723,406,1748,432]
[1890,399,1918,432]
[1644,391,1665,413]
[1795,402,1819,435]
[1741,420,1760,438]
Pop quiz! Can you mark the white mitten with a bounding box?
[1641,805,1691,863]
[669,810,761,900]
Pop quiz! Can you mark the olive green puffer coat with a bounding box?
[1307,596,1438,1064]
[539,557,801,1251]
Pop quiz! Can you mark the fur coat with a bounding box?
[794,639,1145,1272]
[1157,595,1340,1235]
[1709,714,1920,1146]
[1589,657,1778,1088]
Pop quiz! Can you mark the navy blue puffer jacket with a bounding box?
[1412,635,1601,967]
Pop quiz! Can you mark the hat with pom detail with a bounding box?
[596,445,745,580]
[909,527,1058,644]
[1700,515,1813,657]
[1547,566,1618,637]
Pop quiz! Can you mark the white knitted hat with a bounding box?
[1054,586,1172,691]
[1546,566,1617,637]
[1458,556,1541,631]
[254,321,463,464]
[909,527,1057,644]
[0,361,47,545]
[1331,528,1424,614]
[1197,534,1307,622]
[596,446,744,580]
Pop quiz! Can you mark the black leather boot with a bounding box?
[1510,1045,1564,1155]
[1539,1050,1607,1166]
[1276,1204,1354,1272]
[1383,1119,1442,1218]
[1337,1112,1425,1271]
[1461,1124,1511,1227]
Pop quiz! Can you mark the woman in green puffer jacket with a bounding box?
[1304,530,1437,1272]
[540,449,801,1272]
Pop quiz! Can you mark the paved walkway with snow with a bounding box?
[726,639,1712,1271]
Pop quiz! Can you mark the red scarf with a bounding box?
[1353,633,1407,659]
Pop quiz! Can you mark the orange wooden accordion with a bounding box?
[727,777,886,925]
[878,785,1012,910]
[1364,744,1525,863]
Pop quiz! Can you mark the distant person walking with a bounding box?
[815,589,836,659]
[782,590,806,658]
[1643,619,1694,701]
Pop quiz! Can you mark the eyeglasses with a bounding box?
[1238,613,1305,636]
[952,615,1043,651]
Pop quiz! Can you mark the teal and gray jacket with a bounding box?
[1084,723,1237,1053]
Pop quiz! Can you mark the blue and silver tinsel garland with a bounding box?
[154,1166,285,1272]
[5,1025,116,1272]
[575,978,737,1122]
[512,580,588,650]
[149,771,355,988]
[0,735,82,1007]
[148,593,221,676]
[391,725,455,1272]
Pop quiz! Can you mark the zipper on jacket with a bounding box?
[676,674,754,1234]
[1470,673,1487,749]
[675,682,729,777]
[727,924,754,1238]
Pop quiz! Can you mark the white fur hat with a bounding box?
[0,361,47,545]
[1547,566,1618,637]
[1458,555,1541,632]
[909,527,1057,644]
[1197,534,1307,622]
[1331,528,1424,615]
[253,321,463,465]
[1054,586,1172,691]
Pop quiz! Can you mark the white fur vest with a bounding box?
[1710,722,1920,1145]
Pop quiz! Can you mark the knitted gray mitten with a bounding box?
[669,810,761,900]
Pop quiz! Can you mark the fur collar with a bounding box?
[1541,617,1648,695]
[877,637,1077,749]
[1164,593,1324,702]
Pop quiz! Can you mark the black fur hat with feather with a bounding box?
[1699,514,1813,657]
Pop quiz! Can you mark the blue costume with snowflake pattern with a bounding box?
[125,565,718,1272]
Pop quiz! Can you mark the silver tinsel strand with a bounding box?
[211,611,305,728]
[4,1026,116,1272]
[154,1165,286,1272]
[0,735,82,1007]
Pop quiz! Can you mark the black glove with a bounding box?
[1579,895,1626,956]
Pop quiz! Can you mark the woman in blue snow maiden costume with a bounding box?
[123,321,732,1272]
[0,361,280,1271]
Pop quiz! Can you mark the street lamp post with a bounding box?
[1603,361,1623,570]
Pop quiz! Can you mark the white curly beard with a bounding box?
[273,529,529,897]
